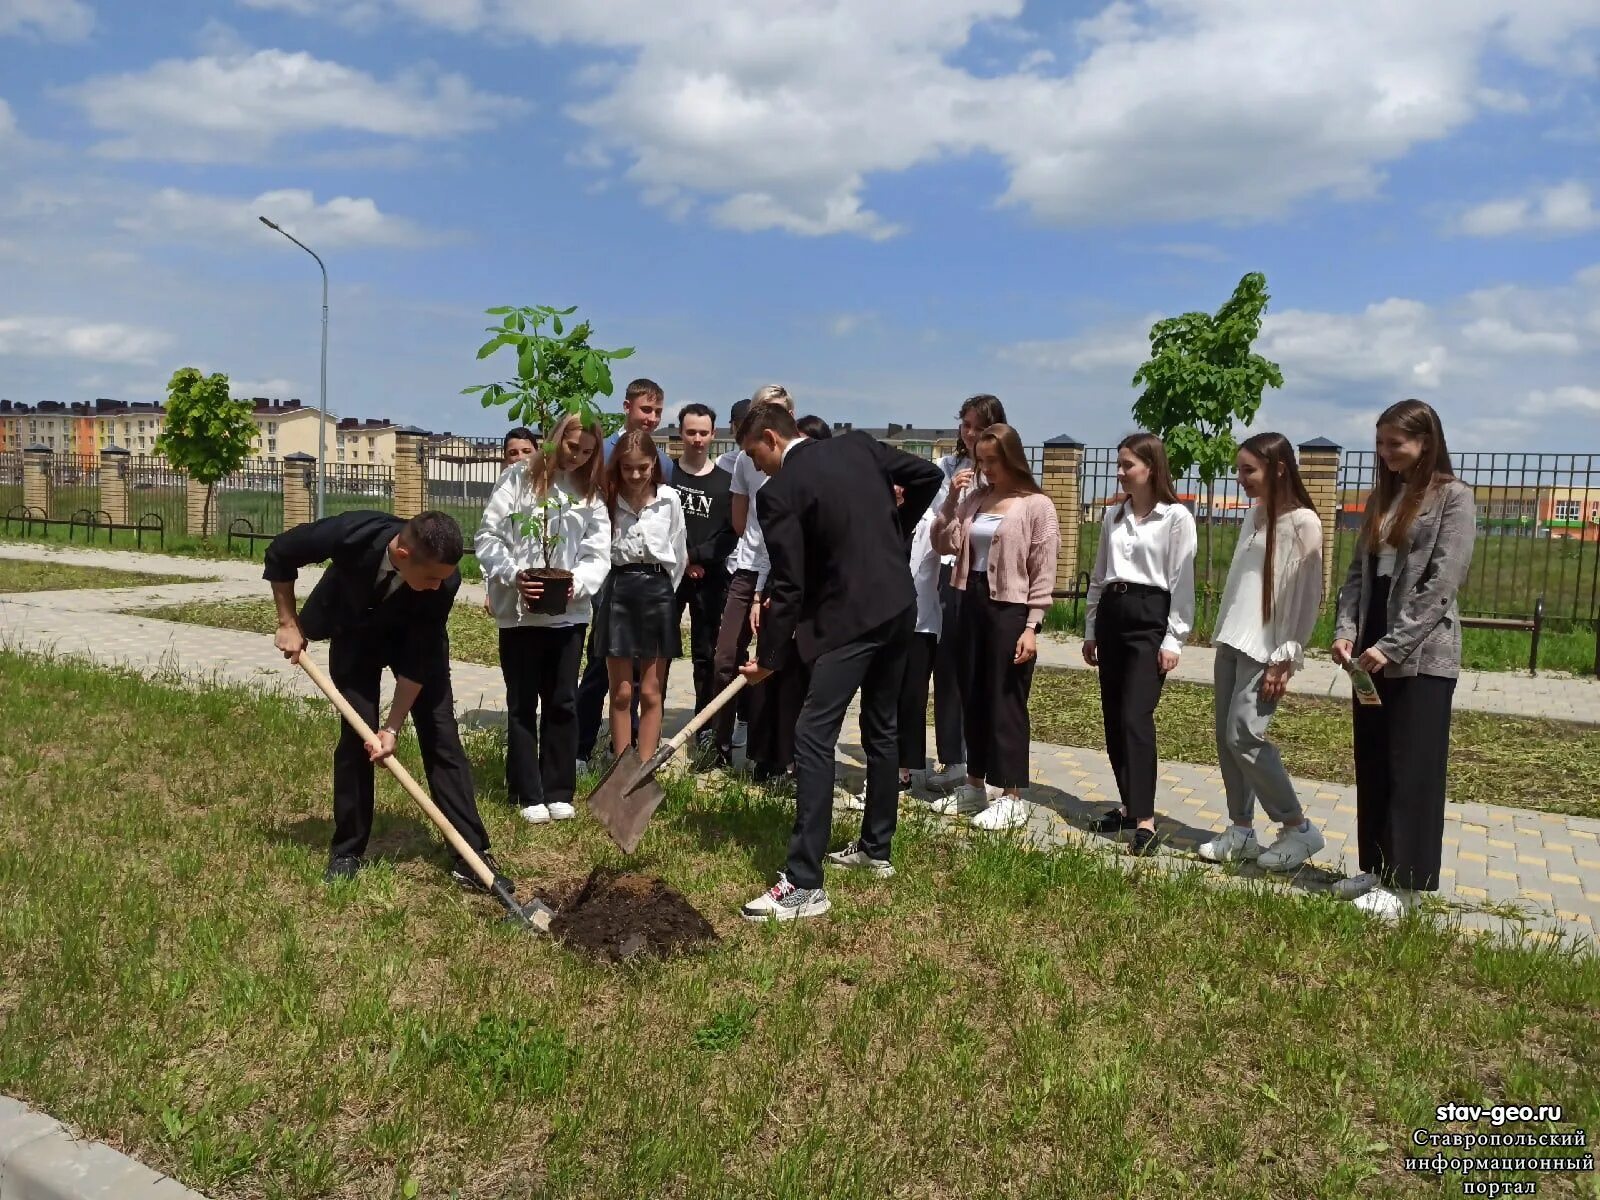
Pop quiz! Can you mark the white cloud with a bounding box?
[119,186,443,248]
[1455,180,1600,237]
[0,315,171,364]
[1146,242,1229,262]
[826,311,878,338]
[68,48,521,162]
[0,98,16,141]
[1528,386,1600,414]
[229,376,298,398]
[231,0,1600,238]
[0,0,93,40]
[1460,316,1582,355]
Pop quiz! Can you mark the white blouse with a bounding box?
[1084,500,1199,656]
[1213,505,1324,668]
[909,506,942,636]
[1376,491,1405,578]
[611,485,688,591]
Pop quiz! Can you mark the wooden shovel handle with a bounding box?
[664,674,748,756]
[296,653,496,891]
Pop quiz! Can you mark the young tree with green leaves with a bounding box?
[1131,271,1284,604]
[463,304,633,442]
[155,367,258,540]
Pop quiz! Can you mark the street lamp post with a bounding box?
[259,215,329,519]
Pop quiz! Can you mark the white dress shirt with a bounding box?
[935,453,963,568]
[1084,499,1198,656]
[1213,505,1324,668]
[909,505,942,636]
[1376,491,1405,578]
[611,485,688,590]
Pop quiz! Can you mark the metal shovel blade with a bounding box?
[585,747,667,855]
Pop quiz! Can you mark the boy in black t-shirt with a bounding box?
[670,403,736,731]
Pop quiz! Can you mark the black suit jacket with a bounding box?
[756,432,944,668]
[263,510,459,684]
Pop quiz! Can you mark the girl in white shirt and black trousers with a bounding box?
[475,414,612,825]
[1084,433,1198,855]
[1198,432,1326,871]
[602,428,688,761]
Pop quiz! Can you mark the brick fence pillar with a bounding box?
[22,445,51,515]
[1042,434,1084,594]
[283,452,316,529]
[99,446,130,525]
[1298,437,1342,600]
[393,428,426,519]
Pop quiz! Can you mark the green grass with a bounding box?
[0,558,199,593]
[1042,596,1600,677]
[134,598,1600,820]
[0,651,1595,1199]
[1,516,484,581]
[1027,670,1600,822]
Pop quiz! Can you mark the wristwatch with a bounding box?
[1028,620,1042,634]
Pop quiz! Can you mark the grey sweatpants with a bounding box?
[1213,644,1305,827]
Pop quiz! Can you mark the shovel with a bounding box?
[296,654,555,932]
[587,675,749,854]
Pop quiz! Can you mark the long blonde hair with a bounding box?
[527,411,604,502]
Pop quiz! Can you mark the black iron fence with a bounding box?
[425,447,505,535]
[215,459,284,539]
[47,452,100,521]
[323,464,394,516]
[127,455,186,535]
[1338,451,1600,625]
[0,451,20,515]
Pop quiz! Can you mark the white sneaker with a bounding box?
[1256,824,1325,872]
[1198,825,1262,863]
[741,874,830,921]
[1353,886,1416,919]
[1330,871,1379,900]
[519,803,551,824]
[972,796,1030,831]
[825,840,895,877]
[731,720,748,748]
[927,762,966,790]
[929,784,988,817]
[547,801,576,821]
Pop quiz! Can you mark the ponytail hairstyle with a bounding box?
[1238,431,1316,622]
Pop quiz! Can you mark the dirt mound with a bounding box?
[539,869,719,963]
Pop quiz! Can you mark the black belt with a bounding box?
[1105,581,1166,596]
[615,562,667,575]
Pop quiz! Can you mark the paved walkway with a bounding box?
[2,541,1597,950]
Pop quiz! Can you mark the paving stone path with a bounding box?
[3,541,1597,950]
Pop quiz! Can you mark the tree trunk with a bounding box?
[1203,479,1216,631]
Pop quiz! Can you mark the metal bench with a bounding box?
[4,505,165,551]
[1459,595,1544,675]
[226,517,277,556]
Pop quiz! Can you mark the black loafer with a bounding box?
[1128,827,1162,857]
[323,854,365,883]
[1090,808,1135,834]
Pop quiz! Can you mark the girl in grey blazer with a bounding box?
[1332,400,1476,919]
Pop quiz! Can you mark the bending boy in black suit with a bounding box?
[737,405,942,921]
[265,509,509,890]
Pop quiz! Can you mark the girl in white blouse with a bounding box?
[1083,433,1197,856]
[1198,432,1326,871]
[602,428,688,760]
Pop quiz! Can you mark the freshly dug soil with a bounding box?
[538,869,718,963]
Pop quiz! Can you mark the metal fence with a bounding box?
[127,455,187,535]
[47,452,100,521]
[215,459,284,539]
[322,463,394,517]
[0,452,20,515]
[425,447,505,535]
[1338,451,1600,625]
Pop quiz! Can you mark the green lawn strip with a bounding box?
[0,652,1594,1199]
[1030,669,1600,822]
[0,558,201,593]
[132,598,1600,821]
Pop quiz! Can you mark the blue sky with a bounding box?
[2,0,1598,450]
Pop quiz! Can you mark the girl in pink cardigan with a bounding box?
[931,423,1060,830]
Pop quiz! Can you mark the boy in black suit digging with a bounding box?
[265,509,510,891]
